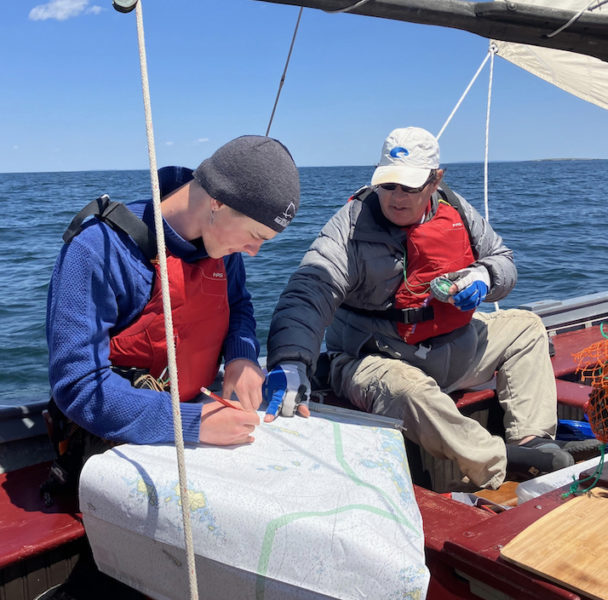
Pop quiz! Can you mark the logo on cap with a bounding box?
[274,202,297,229]
[390,146,409,158]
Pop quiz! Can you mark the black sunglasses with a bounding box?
[379,171,436,194]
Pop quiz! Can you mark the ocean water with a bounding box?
[1,160,606,407]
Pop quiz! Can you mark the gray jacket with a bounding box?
[267,186,517,389]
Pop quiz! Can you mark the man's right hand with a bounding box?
[199,401,260,445]
[263,362,311,423]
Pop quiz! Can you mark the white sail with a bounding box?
[492,0,608,110]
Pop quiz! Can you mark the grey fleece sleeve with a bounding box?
[267,204,355,373]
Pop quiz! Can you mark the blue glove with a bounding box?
[444,266,490,311]
[263,362,310,418]
[453,280,488,311]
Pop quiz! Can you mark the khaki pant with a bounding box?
[329,309,557,489]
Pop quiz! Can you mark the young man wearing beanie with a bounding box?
[47,135,300,456]
[263,127,599,490]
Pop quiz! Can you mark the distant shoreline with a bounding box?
[0,157,606,175]
[532,157,602,162]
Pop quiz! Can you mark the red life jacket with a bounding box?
[395,200,475,344]
[109,254,229,401]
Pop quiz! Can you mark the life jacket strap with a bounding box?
[62,194,157,261]
[341,303,434,324]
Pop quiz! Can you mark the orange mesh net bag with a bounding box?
[574,335,608,443]
[560,331,608,497]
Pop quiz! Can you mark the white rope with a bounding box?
[483,43,497,224]
[436,50,493,141]
[134,3,199,598]
[483,43,500,312]
[266,7,303,136]
[323,0,373,13]
[437,44,500,311]
[547,0,608,38]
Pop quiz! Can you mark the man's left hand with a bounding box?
[445,266,490,311]
[222,359,265,412]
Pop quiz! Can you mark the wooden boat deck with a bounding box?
[419,484,586,600]
[0,324,604,599]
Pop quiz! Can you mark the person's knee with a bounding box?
[370,365,431,420]
[530,312,548,339]
[519,311,550,349]
[332,357,409,416]
[507,308,545,330]
[497,309,548,347]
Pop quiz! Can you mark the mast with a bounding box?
[255,0,608,63]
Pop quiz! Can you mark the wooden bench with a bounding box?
[550,325,602,420]
[550,325,603,379]
[0,461,85,600]
[555,378,592,421]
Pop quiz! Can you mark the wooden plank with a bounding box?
[474,480,519,507]
[500,488,608,600]
[551,325,603,378]
[556,379,592,409]
[0,462,84,569]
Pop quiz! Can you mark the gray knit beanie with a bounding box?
[192,135,300,232]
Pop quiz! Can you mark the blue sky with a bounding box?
[2,0,607,173]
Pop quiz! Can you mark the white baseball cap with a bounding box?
[371,127,440,188]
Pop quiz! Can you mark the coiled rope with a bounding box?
[128,2,199,598]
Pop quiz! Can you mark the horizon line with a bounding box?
[1,157,604,176]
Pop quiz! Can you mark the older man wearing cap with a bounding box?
[263,127,599,490]
[47,135,300,460]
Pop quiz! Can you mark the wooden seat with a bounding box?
[550,326,601,420]
[551,325,602,379]
[555,378,591,409]
[0,461,84,571]
[452,388,496,412]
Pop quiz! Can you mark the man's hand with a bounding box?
[222,359,265,412]
[199,402,260,445]
[444,266,490,311]
[263,362,311,423]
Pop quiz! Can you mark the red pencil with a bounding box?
[200,386,243,411]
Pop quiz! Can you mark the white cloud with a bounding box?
[195,138,209,144]
[29,0,102,21]
[13,145,19,151]
[165,141,175,146]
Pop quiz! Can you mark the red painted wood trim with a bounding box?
[551,326,602,379]
[556,378,592,408]
[0,462,84,570]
